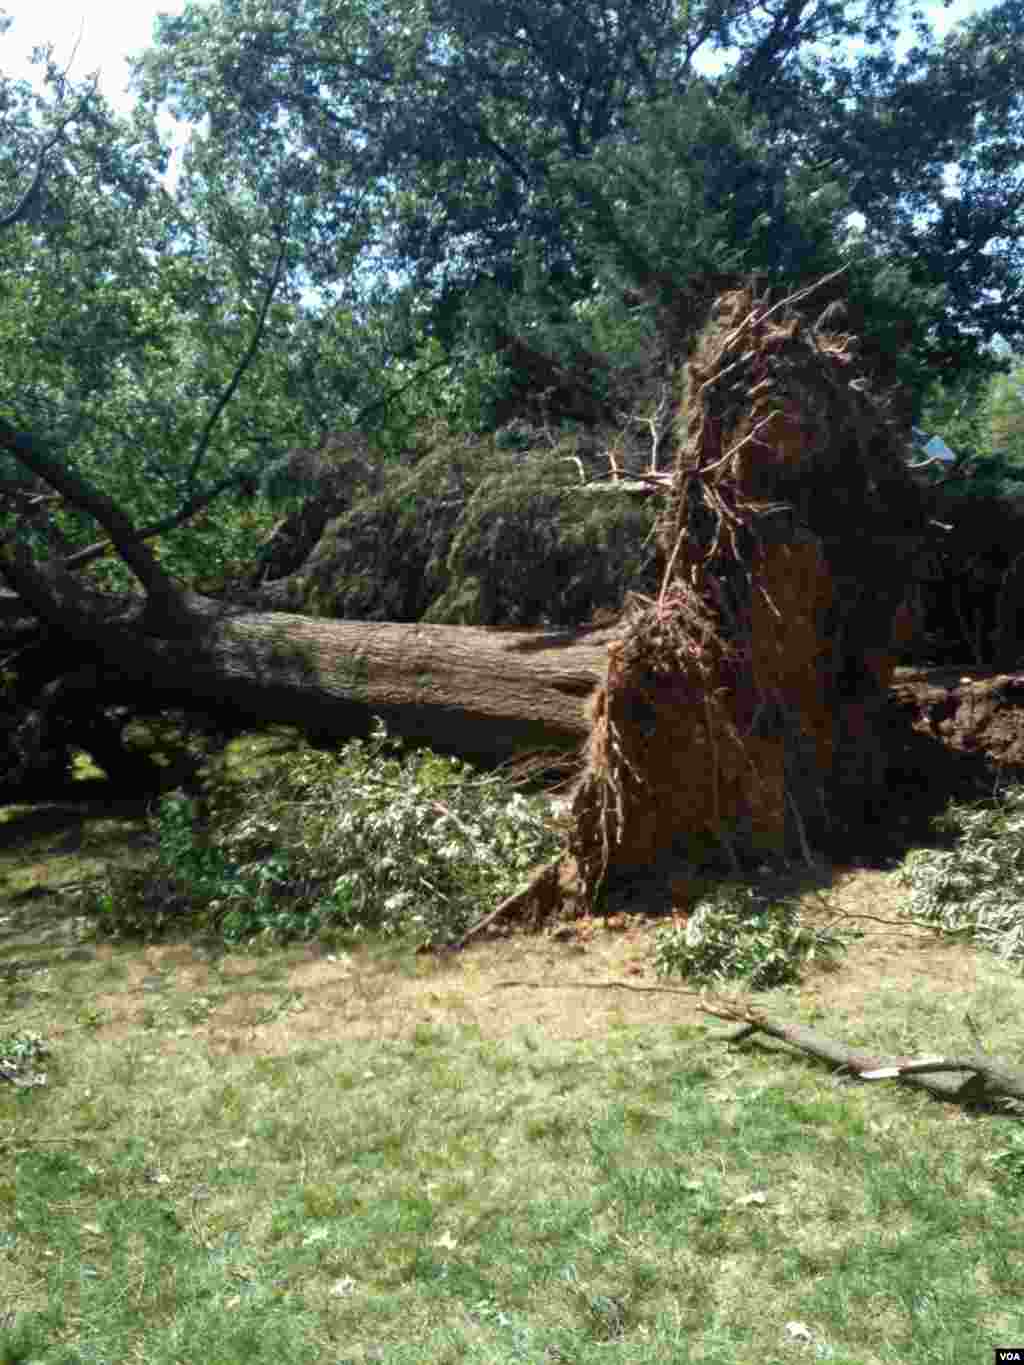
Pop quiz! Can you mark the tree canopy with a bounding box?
[129,0,1024,399]
[1,0,1022,600]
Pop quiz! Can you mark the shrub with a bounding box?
[652,883,846,990]
[88,719,564,950]
[0,1030,51,1087]
[897,784,1024,966]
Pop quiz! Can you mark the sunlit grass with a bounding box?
[5,732,1024,1362]
[3,928,1024,1364]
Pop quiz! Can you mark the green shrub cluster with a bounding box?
[897,784,1024,966]
[0,1030,51,1087]
[652,883,847,990]
[87,720,563,950]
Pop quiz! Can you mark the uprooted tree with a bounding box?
[0,416,626,795]
[3,272,948,949]
[450,274,946,942]
[5,0,1020,822]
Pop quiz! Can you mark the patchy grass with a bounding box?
[3,733,1024,1363]
[4,881,1022,1363]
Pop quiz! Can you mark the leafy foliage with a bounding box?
[0,1030,51,1087]
[563,84,847,299]
[271,424,660,626]
[652,884,849,990]
[725,0,1024,382]
[0,37,316,593]
[897,785,1024,967]
[132,0,1024,409]
[4,0,1024,609]
[88,720,564,950]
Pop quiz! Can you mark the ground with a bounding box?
[0,791,999,1056]
[4,713,1024,1364]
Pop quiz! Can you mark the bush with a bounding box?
[652,884,846,990]
[0,1030,51,1087]
[88,719,564,950]
[897,784,1024,966]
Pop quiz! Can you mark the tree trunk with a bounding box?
[1,585,617,776]
[0,416,622,787]
[129,604,615,765]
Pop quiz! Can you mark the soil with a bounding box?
[881,664,1024,848]
[889,664,1024,772]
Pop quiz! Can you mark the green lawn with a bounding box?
[4,732,1024,1364]
[4,916,1024,1365]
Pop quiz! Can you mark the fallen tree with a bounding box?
[2,601,620,781]
[0,278,943,863]
[565,273,936,907]
[0,416,634,792]
[0,273,972,950]
[0,495,619,790]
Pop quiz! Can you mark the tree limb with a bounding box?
[492,978,705,998]
[701,1000,1024,1109]
[0,69,96,230]
[0,418,185,615]
[485,981,1024,1110]
[58,469,261,574]
[186,237,289,490]
[0,535,144,642]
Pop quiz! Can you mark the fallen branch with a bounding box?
[701,1000,1024,1109]
[493,978,705,998]
[806,891,969,936]
[487,978,1024,1110]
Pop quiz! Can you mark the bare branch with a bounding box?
[626,382,672,475]
[186,237,289,489]
[906,453,948,473]
[701,1000,1024,1108]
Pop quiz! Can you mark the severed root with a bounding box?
[443,857,565,953]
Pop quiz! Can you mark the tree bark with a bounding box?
[703,1000,1024,1109]
[0,414,623,785]
[121,606,614,765]
[0,583,618,775]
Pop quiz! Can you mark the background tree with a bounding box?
[131,0,1024,428]
[729,0,1024,389]
[917,354,1024,499]
[0,23,335,593]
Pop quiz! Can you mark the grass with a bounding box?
[3,728,1024,1362]
[5,909,1024,1363]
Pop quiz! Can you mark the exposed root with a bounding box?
[566,269,930,912]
